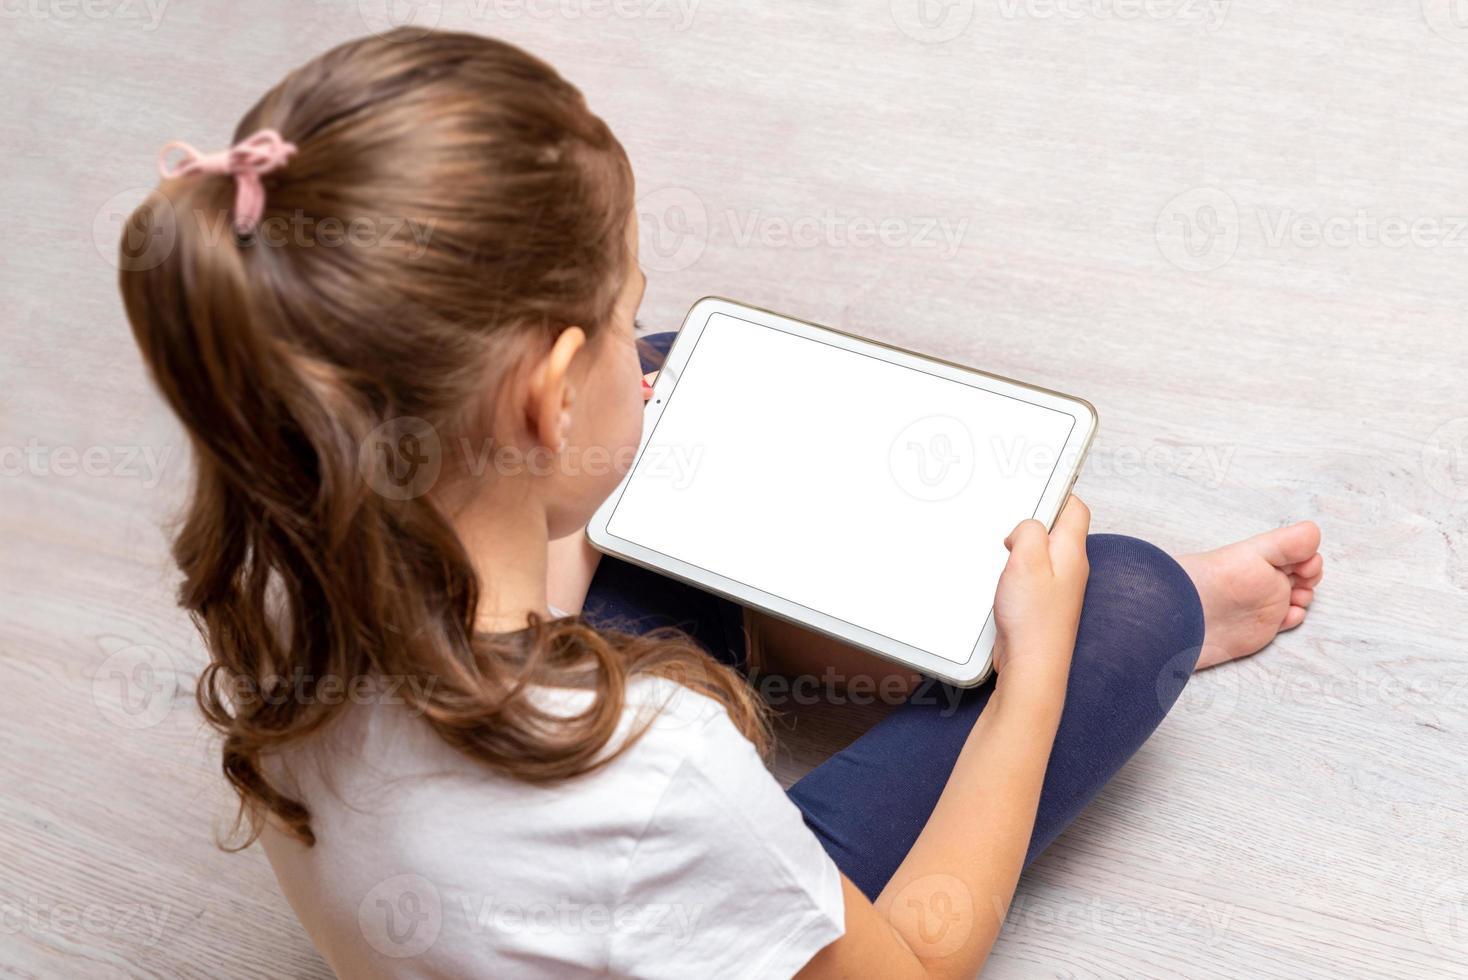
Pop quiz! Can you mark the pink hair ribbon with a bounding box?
[157,129,298,234]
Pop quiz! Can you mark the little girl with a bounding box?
[120,30,1323,978]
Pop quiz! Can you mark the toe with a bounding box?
[1254,520,1322,568]
[1290,586,1314,607]
[1274,519,1321,566]
[1286,553,1324,582]
[1292,569,1323,590]
[1281,604,1308,630]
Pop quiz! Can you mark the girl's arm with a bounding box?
[798,496,1091,980]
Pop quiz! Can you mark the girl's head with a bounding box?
[120,30,763,845]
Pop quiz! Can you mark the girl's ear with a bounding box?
[525,326,587,452]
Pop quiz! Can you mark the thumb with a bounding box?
[1004,518,1050,568]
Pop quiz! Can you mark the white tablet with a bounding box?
[588,298,1097,687]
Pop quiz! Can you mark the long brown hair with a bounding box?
[118,30,766,847]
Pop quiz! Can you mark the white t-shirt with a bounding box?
[259,677,845,979]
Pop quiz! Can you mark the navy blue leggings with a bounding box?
[584,334,1207,900]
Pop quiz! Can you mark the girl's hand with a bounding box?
[990,495,1091,691]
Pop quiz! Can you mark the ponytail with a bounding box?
[119,30,768,848]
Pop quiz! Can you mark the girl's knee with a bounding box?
[1077,534,1206,713]
[1084,535,1203,634]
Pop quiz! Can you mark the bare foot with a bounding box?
[1177,521,1323,670]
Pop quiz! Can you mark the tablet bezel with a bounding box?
[587,297,1097,687]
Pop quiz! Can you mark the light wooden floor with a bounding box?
[4,2,1467,977]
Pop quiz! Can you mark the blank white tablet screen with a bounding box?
[607,313,1076,664]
